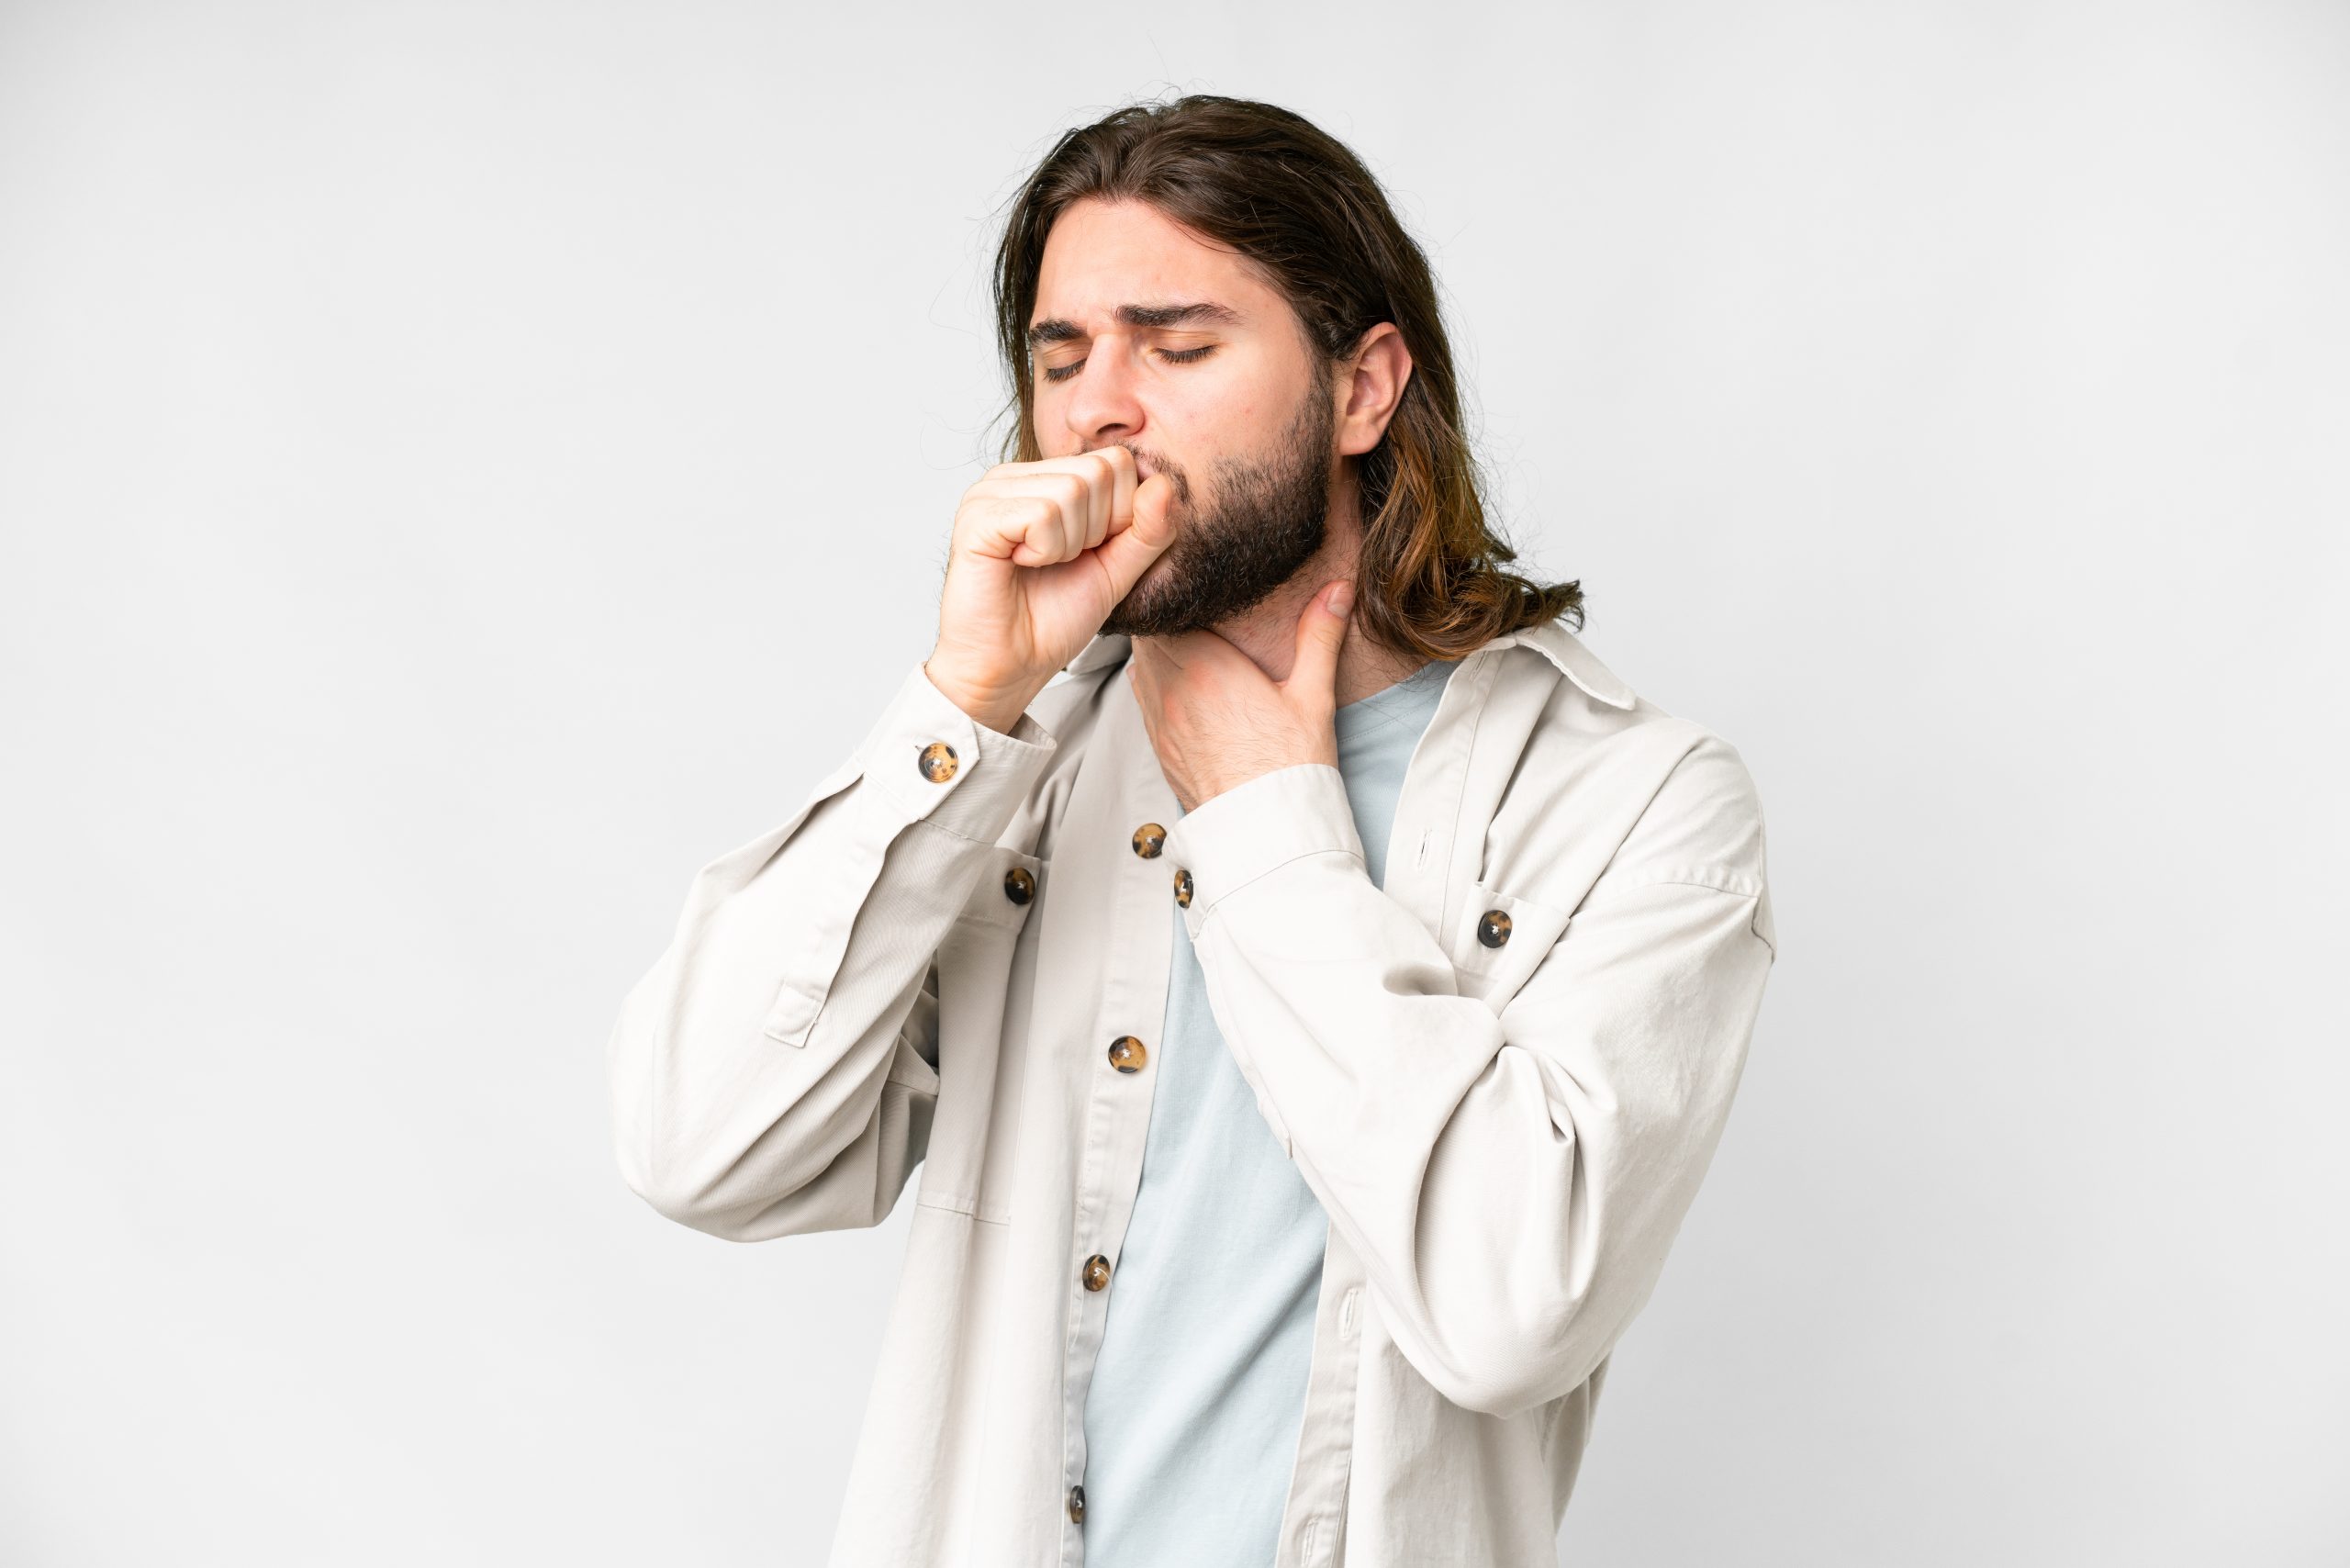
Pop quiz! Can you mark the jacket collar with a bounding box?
[1060,612,1637,711]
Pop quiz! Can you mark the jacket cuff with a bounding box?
[856,661,1057,841]
[1163,762,1364,939]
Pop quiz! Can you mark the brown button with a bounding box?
[1068,1483,1086,1523]
[1477,908,1513,947]
[1003,866,1035,904]
[1080,1253,1112,1291]
[1107,1036,1148,1073]
[1131,822,1166,858]
[917,742,958,783]
[1173,868,1192,909]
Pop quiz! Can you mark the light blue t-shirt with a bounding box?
[1079,655,1459,1565]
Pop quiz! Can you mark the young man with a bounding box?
[607,95,1777,1568]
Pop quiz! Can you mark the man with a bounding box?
[607,94,1777,1568]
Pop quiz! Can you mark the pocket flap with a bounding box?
[1449,882,1572,1009]
[953,845,1046,933]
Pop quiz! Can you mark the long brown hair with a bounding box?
[988,94,1584,661]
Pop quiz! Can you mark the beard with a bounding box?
[1099,373,1336,638]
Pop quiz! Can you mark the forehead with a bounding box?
[1032,197,1284,324]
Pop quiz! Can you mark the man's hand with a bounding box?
[925,445,1177,733]
[1127,579,1355,812]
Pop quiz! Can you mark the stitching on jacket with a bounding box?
[1195,845,1364,922]
[1579,877,1774,957]
[906,810,1013,851]
[912,1193,1010,1226]
[1438,649,1506,925]
[1581,873,1763,902]
[1608,868,1763,898]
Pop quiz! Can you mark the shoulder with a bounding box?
[1485,622,1770,901]
[1599,722,1769,896]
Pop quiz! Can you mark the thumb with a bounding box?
[1092,473,1177,600]
[1287,578,1353,701]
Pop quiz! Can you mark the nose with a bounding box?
[1061,334,1145,446]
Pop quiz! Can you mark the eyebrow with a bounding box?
[1025,299,1243,351]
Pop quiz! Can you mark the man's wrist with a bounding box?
[922,658,1042,736]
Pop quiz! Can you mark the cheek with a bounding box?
[1225,347,1296,430]
[1162,360,1269,452]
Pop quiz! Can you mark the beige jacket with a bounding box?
[606,614,1777,1567]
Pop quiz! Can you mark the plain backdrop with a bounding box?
[3,1,2344,1563]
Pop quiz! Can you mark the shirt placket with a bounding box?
[1058,680,1181,1562]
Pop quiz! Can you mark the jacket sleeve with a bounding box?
[606,660,1057,1242]
[1163,732,1776,1417]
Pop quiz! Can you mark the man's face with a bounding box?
[1027,197,1337,636]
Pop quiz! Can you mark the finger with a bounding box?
[1285,579,1354,701]
[1006,495,1068,567]
[1054,457,1107,552]
[963,475,1080,566]
[1090,444,1136,548]
[1008,454,1117,554]
[1052,471,1096,562]
[1091,473,1177,599]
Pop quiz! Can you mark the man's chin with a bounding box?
[1101,598,1211,641]
[1100,559,1186,638]
[1100,602,1182,639]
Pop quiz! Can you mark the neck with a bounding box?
[1172,468,1426,706]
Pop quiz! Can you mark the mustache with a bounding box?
[1104,444,1183,495]
[1141,460,1192,505]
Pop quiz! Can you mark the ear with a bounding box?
[1335,323,1413,459]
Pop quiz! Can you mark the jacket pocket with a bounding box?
[1449,880,1573,1013]
[754,756,878,1047]
[912,843,1042,1217]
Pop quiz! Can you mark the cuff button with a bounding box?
[917,742,959,783]
[1172,868,1193,909]
[1003,866,1035,904]
[1477,908,1514,947]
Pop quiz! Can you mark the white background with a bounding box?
[3,2,2344,1562]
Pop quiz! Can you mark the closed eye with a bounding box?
[1042,345,1215,384]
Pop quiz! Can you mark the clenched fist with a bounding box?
[924,445,1176,733]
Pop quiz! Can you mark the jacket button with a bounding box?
[1081,1253,1112,1291]
[917,742,958,783]
[1002,866,1035,904]
[1107,1036,1148,1073]
[1477,908,1513,947]
[1068,1483,1087,1523]
[1131,822,1166,858]
[1173,868,1193,908]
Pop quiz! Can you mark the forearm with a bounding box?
[1170,761,1774,1417]
[607,661,1054,1238]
